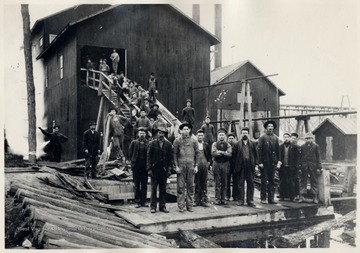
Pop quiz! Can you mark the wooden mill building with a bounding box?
[312,117,357,162]
[32,4,219,160]
[210,61,285,137]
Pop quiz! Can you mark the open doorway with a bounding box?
[81,45,127,75]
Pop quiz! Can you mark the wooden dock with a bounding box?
[115,196,335,236]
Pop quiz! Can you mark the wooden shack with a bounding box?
[210,61,285,137]
[32,4,219,160]
[312,117,357,161]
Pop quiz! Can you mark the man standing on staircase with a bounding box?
[298,132,322,204]
[182,99,195,127]
[108,107,129,162]
[82,121,100,178]
[201,116,215,147]
[110,49,120,74]
[148,72,158,102]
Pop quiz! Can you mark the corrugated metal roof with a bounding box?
[313,117,357,135]
[210,60,285,96]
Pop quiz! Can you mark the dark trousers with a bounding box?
[300,165,319,196]
[133,161,148,205]
[239,161,255,204]
[52,149,62,163]
[194,162,208,204]
[279,165,297,200]
[150,168,167,210]
[213,161,230,202]
[149,87,157,102]
[260,162,276,202]
[85,154,98,178]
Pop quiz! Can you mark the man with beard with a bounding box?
[129,127,149,208]
[226,133,237,201]
[173,122,199,212]
[232,127,257,207]
[147,126,173,213]
[257,120,281,204]
[211,128,232,205]
[299,132,322,204]
[82,121,100,178]
[39,125,68,162]
[194,129,212,207]
[279,132,300,202]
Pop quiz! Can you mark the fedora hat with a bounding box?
[217,128,227,135]
[179,121,192,130]
[263,120,277,130]
[154,126,168,134]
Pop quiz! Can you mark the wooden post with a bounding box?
[343,165,356,193]
[239,81,246,131]
[246,81,252,138]
[86,70,89,86]
[96,96,104,132]
[318,169,331,206]
[98,74,103,96]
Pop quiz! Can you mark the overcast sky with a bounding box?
[1,0,359,155]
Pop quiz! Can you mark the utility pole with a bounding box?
[21,4,37,163]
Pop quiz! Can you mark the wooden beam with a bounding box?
[318,170,331,206]
[179,229,220,248]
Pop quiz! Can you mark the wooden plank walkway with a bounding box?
[115,195,335,234]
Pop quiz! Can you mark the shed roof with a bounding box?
[211,60,285,96]
[313,117,357,135]
[37,4,220,59]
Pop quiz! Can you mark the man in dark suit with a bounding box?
[147,126,173,213]
[194,129,212,207]
[129,127,149,208]
[232,127,257,207]
[299,132,322,203]
[82,121,100,178]
[279,132,300,202]
[39,125,68,162]
[257,120,281,204]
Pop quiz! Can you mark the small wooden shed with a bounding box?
[312,117,357,162]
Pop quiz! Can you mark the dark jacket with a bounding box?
[82,129,100,156]
[232,140,257,173]
[40,128,68,153]
[279,142,300,168]
[256,133,280,164]
[129,138,149,163]
[147,138,173,175]
[199,142,212,163]
[299,142,322,170]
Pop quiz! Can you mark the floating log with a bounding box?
[279,210,356,246]
[179,229,221,248]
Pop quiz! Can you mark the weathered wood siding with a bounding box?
[43,36,78,161]
[76,4,212,129]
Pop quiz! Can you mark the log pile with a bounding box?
[5,171,176,249]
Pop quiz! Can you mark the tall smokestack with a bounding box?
[192,4,200,24]
[214,4,222,69]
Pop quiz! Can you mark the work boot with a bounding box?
[298,195,305,203]
[313,195,319,204]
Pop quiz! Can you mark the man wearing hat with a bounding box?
[298,132,322,203]
[39,125,68,162]
[194,129,212,207]
[173,121,199,212]
[257,120,281,204]
[135,108,151,132]
[107,107,130,161]
[182,99,195,126]
[147,126,173,213]
[201,116,216,147]
[148,72,158,102]
[148,103,161,120]
[129,127,150,208]
[168,118,180,144]
[226,132,237,201]
[232,127,258,207]
[82,121,101,178]
[211,128,232,205]
[279,132,300,202]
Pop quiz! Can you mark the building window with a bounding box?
[39,37,43,47]
[49,34,56,44]
[59,54,64,79]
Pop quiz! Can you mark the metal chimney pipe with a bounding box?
[192,4,200,24]
[214,4,222,69]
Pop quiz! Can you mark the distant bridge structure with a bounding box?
[279,104,356,137]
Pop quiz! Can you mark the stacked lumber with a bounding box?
[5,172,176,249]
